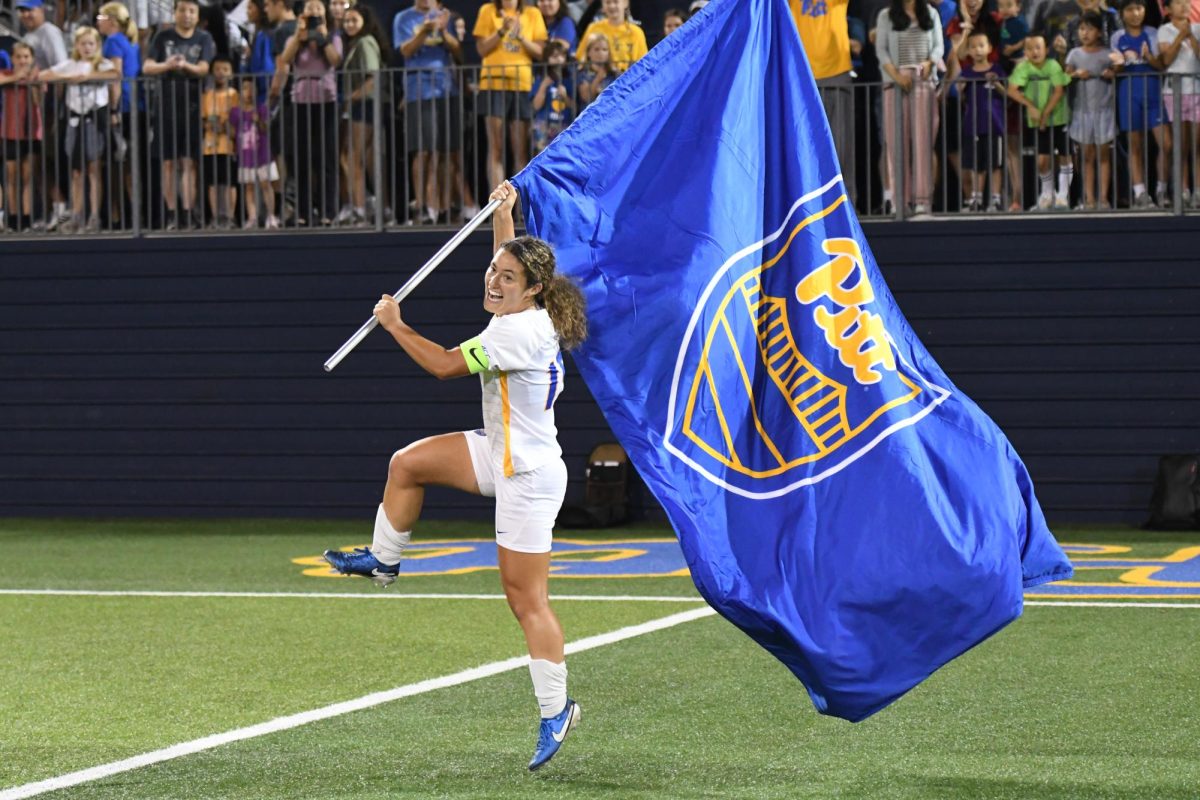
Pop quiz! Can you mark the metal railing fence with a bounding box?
[0,66,1196,237]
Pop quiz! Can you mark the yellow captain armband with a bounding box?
[460,336,491,374]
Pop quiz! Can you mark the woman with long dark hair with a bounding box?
[874,0,943,214]
[339,2,390,224]
[324,181,588,771]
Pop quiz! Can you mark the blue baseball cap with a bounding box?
[16,0,45,9]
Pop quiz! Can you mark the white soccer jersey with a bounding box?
[476,308,565,476]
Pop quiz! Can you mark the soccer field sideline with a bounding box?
[2,591,1195,800]
[3,588,1200,609]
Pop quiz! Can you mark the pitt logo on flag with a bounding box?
[664,179,952,499]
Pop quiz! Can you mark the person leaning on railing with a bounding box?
[40,26,119,234]
[280,0,342,226]
[0,42,44,233]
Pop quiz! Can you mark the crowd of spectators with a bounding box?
[1,0,1199,233]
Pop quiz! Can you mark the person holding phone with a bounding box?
[280,0,343,225]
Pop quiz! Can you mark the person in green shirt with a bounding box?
[1007,32,1073,210]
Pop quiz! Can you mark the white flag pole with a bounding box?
[323,198,503,373]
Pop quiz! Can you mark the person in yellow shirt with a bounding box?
[474,0,546,191]
[789,0,857,208]
[575,0,647,72]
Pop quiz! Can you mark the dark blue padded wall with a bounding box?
[2,218,1196,524]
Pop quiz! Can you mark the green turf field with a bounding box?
[2,519,1198,799]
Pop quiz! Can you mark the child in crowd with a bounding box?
[578,33,616,105]
[230,77,279,229]
[663,8,686,37]
[1059,0,1120,55]
[531,40,575,154]
[1066,12,1117,208]
[201,55,238,228]
[0,42,43,232]
[1111,0,1169,208]
[997,0,1028,71]
[959,32,1007,211]
[41,26,118,233]
[1158,0,1200,207]
[575,0,647,72]
[1007,32,1073,210]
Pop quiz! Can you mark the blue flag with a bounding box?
[512,0,1073,721]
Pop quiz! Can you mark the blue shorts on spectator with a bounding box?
[405,97,461,152]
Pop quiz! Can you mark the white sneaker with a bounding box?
[1036,192,1053,210]
[1053,193,1069,210]
[265,215,281,230]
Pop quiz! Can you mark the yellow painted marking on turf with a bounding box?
[1058,543,1132,556]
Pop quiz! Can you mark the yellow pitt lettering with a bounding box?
[795,238,896,385]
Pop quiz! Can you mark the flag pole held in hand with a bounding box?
[323,198,504,373]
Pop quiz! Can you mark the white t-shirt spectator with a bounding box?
[129,0,174,32]
[23,22,68,70]
[1159,21,1200,95]
[52,58,115,114]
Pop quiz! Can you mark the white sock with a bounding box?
[370,504,410,565]
[883,189,894,203]
[53,201,66,216]
[1057,165,1073,196]
[1038,172,1052,196]
[528,658,568,718]
[1134,182,1146,197]
[1157,180,1168,197]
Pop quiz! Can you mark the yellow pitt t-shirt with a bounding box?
[575,19,648,72]
[789,0,850,80]
[473,4,547,92]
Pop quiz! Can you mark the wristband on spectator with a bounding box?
[459,336,491,374]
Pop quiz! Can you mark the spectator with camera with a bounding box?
[280,0,343,226]
[144,0,215,230]
[397,0,461,224]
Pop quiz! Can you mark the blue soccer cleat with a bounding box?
[528,698,581,772]
[323,547,400,587]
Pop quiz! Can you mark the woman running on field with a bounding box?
[323,180,588,771]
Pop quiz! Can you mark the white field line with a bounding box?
[0,589,704,602]
[2,591,1198,609]
[1024,600,1200,609]
[0,605,717,800]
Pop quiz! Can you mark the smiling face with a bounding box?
[538,0,560,19]
[343,8,362,36]
[483,250,541,316]
[602,0,625,23]
[12,44,34,70]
